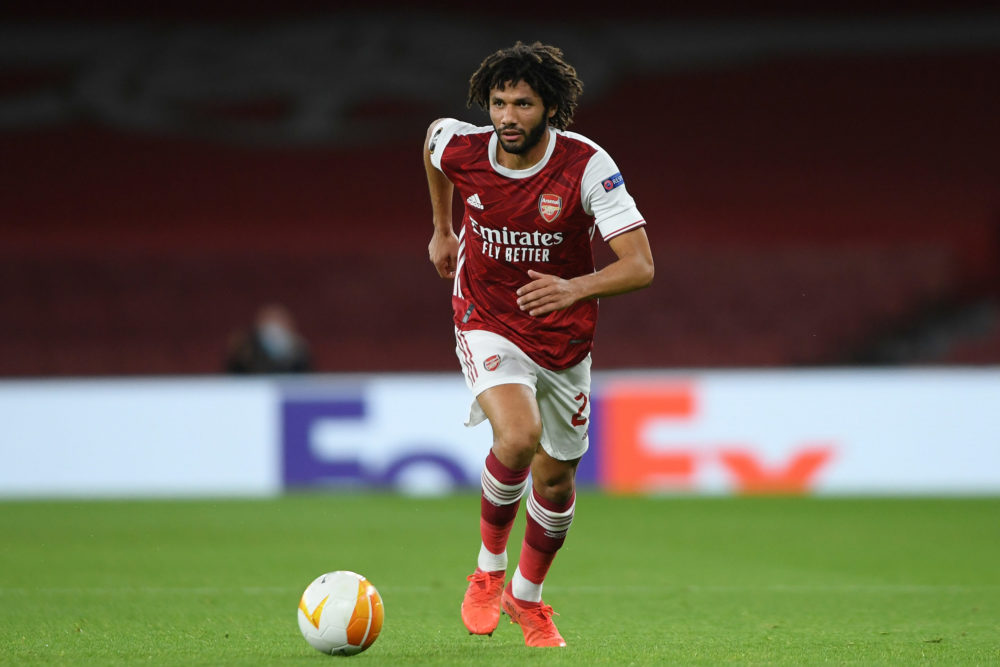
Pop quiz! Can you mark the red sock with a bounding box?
[479,450,529,555]
[519,488,576,583]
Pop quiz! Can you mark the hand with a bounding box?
[428,231,459,279]
[516,269,580,316]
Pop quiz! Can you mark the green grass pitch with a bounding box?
[1,493,998,665]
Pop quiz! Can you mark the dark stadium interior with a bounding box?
[2,3,998,376]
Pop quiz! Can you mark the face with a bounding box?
[489,80,556,158]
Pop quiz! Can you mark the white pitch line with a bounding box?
[0,584,997,595]
[552,584,1000,594]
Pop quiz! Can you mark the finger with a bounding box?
[517,285,548,307]
[519,293,556,313]
[516,277,551,297]
[528,301,559,316]
[518,270,550,294]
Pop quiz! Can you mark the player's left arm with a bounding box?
[516,227,653,317]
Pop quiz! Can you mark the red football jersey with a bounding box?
[430,119,645,370]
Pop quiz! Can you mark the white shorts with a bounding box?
[455,328,592,461]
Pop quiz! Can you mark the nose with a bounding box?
[498,104,517,127]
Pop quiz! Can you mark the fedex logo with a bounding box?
[596,381,836,495]
[279,378,599,494]
[281,397,470,492]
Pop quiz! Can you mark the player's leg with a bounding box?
[511,449,579,602]
[500,450,577,647]
[502,355,591,647]
[476,382,540,563]
[455,330,539,635]
[461,384,540,634]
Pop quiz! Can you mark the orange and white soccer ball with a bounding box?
[297,571,384,655]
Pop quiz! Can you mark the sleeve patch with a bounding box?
[601,172,624,192]
[428,126,444,154]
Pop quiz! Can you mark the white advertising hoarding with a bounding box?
[594,369,1000,495]
[278,375,493,493]
[0,378,280,497]
[0,369,997,497]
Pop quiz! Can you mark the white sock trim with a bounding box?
[511,567,543,603]
[526,490,575,538]
[477,543,507,573]
[481,467,528,507]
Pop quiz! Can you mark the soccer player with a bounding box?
[423,41,653,647]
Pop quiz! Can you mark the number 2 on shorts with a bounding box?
[571,392,589,426]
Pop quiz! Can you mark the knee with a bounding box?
[493,422,542,469]
[532,468,576,505]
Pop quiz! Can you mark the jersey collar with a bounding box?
[488,127,558,179]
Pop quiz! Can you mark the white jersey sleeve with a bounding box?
[580,148,646,241]
[428,118,478,171]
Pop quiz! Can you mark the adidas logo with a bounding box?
[466,193,484,210]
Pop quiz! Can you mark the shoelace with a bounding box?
[466,572,502,601]
[522,603,559,623]
[518,602,563,643]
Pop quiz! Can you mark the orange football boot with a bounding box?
[461,568,505,635]
[500,583,566,647]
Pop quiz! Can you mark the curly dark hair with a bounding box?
[467,41,583,130]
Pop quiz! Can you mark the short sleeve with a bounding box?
[428,118,477,171]
[581,150,646,241]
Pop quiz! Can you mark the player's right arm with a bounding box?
[424,119,458,279]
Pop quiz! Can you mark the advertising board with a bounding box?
[0,378,279,497]
[595,369,1000,494]
[0,370,997,497]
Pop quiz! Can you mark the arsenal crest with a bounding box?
[484,354,501,371]
[538,193,562,223]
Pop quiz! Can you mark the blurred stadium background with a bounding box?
[2,1,998,376]
[2,7,999,662]
[1,1,999,500]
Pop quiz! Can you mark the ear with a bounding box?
[547,106,557,119]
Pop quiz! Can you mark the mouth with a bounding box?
[499,128,523,142]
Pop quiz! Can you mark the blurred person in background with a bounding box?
[224,303,312,374]
[424,41,653,647]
